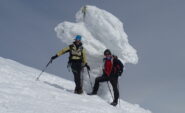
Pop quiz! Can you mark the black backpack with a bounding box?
[112,55,124,76]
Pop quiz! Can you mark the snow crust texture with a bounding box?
[0,57,151,113]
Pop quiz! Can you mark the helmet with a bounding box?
[104,49,111,55]
[75,35,82,41]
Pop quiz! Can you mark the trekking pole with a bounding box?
[107,81,114,100]
[81,68,84,89]
[36,59,52,81]
[117,79,121,107]
[87,70,93,90]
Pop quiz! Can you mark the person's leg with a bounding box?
[71,62,83,94]
[91,75,109,94]
[72,70,82,92]
[110,76,119,106]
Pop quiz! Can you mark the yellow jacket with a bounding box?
[56,44,87,64]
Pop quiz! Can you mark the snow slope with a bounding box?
[0,57,152,113]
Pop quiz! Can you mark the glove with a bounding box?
[85,63,90,71]
[50,55,58,63]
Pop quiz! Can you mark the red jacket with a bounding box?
[103,57,113,76]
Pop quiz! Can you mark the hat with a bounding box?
[104,49,111,55]
[75,35,82,41]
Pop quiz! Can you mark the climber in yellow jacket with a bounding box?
[50,35,90,94]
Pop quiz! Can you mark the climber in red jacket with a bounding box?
[88,49,124,106]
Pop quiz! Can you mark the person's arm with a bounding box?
[50,46,70,62]
[57,46,70,56]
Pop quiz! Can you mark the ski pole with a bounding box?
[87,70,93,90]
[81,67,84,89]
[107,81,114,100]
[36,59,52,81]
[117,79,121,107]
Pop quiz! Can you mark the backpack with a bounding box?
[112,55,124,76]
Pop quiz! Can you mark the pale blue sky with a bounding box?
[0,0,185,113]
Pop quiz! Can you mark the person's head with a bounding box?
[74,35,82,45]
[104,49,112,58]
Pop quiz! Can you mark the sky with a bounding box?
[0,0,185,113]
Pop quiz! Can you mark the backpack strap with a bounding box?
[68,44,84,62]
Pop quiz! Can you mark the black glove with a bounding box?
[85,63,90,71]
[50,55,58,63]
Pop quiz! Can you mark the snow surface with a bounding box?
[0,57,152,113]
[54,5,138,99]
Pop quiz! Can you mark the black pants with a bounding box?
[70,60,83,91]
[93,74,119,102]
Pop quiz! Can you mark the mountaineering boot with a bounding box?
[74,88,83,94]
[74,87,78,94]
[110,100,118,106]
[87,91,97,95]
[77,89,83,94]
[74,89,78,94]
